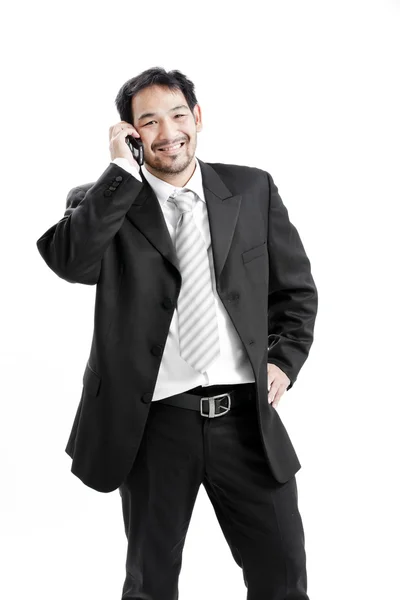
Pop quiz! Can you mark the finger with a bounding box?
[120,123,141,137]
[109,123,140,141]
[109,124,126,140]
[109,127,139,147]
[116,127,141,145]
[268,383,279,404]
[272,384,287,408]
[271,387,283,407]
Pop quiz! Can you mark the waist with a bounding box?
[157,382,256,416]
[184,382,255,397]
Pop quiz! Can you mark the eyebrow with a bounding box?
[137,105,189,122]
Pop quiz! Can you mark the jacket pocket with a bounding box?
[83,362,101,397]
[242,241,266,264]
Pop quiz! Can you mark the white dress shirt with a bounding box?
[111,156,255,400]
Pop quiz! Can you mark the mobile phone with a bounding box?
[126,134,144,166]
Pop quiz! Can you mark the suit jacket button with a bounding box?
[151,345,163,357]
[104,190,112,197]
[115,176,123,181]
[228,292,240,301]
[162,297,174,309]
[142,392,153,403]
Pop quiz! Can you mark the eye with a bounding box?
[143,114,186,126]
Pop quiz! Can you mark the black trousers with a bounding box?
[118,382,309,600]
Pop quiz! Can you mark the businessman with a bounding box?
[36,67,318,600]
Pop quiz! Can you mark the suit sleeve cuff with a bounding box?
[111,158,142,182]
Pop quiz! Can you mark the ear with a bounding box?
[193,104,203,132]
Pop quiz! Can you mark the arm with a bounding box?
[36,162,143,285]
[111,157,143,182]
[265,172,318,390]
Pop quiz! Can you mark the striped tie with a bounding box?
[168,189,220,373]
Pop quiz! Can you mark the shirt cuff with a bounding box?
[111,158,142,182]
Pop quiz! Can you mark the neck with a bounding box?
[144,158,196,188]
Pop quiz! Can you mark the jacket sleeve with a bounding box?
[264,171,318,390]
[36,162,143,285]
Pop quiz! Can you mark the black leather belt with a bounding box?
[157,383,255,418]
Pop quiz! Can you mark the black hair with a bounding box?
[114,66,198,126]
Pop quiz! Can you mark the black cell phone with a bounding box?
[126,134,144,166]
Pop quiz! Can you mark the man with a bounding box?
[36,67,318,600]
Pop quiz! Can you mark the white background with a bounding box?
[1,1,399,598]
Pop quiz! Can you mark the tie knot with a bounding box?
[168,189,195,214]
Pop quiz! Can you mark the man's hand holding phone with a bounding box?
[109,122,142,171]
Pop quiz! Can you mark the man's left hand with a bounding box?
[267,363,290,408]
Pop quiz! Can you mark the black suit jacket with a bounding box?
[36,158,318,493]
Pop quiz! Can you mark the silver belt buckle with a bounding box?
[200,392,231,418]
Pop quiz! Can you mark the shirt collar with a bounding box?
[140,156,205,205]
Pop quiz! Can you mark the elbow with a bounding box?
[36,239,101,285]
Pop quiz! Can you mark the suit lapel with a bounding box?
[124,158,242,284]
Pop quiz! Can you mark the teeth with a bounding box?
[160,143,183,151]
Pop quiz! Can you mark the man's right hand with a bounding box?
[109,121,141,171]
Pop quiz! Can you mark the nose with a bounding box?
[156,122,182,149]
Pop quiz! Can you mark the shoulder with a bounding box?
[207,160,269,178]
[205,161,272,190]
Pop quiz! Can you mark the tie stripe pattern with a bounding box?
[168,189,220,373]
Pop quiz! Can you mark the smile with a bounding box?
[158,142,185,154]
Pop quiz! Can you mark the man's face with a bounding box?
[132,85,202,178]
